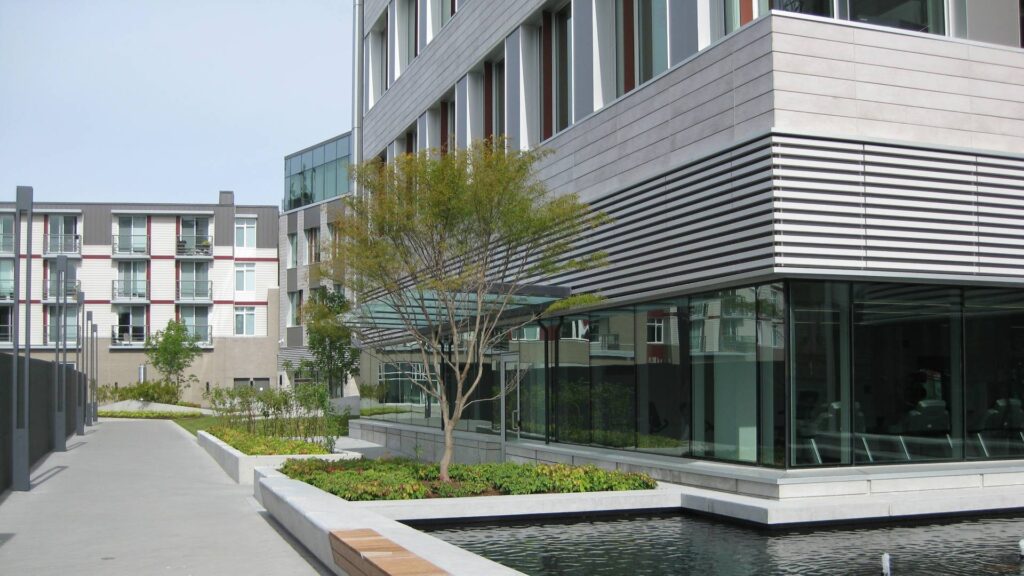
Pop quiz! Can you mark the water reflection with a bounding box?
[423,513,1024,576]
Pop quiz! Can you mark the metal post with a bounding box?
[75,289,85,435]
[91,322,98,421]
[10,186,31,491]
[52,254,66,451]
[85,310,93,425]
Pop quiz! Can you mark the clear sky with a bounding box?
[0,0,353,208]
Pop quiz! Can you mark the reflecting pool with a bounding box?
[423,512,1024,575]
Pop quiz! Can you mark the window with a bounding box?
[234,218,256,248]
[306,228,321,264]
[234,262,255,292]
[637,0,668,84]
[554,3,573,134]
[46,259,77,300]
[0,260,12,300]
[847,0,945,35]
[180,217,211,255]
[440,0,455,28]
[289,291,303,327]
[47,304,79,344]
[113,305,146,346]
[48,215,78,253]
[116,216,147,255]
[0,214,12,253]
[288,234,298,268]
[116,261,147,299]
[234,306,255,336]
[179,261,210,299]
[179,305,210,343]
[485,59,506,140]
[646,317,664,344]
[773,0,832,16]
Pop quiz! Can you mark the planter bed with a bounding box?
[198,430,359,485]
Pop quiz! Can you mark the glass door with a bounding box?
[116,305,146,344]
[117,261,147,299]
[117,216,146,254]
[179,261,210,299]
[501,354,522,447]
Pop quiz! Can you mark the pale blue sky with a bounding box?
[0,0,353,207]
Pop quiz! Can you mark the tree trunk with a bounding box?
[439,423,456,482]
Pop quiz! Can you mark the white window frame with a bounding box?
[234,262,256,292]
[647,317,664,344]
[234,217,257,248]
[234,306,256,336]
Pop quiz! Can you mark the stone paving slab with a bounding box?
[0,419,331,576]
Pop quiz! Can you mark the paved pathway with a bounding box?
[0,419,332,575]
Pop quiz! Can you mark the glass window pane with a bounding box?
[338,162,350,195]
[965,288,1024,460]
[590,307,636,450]
[691,287,758,463]
[773,0,833,17]
[853,283,962,464]
[325,160,338,199]
[638,0,668,84]
[636,301,689,456]
[790,281,852,467]
[556,316,591,444]
[758,283,786,467]
[848,0,945,35]
[312,145,325,167]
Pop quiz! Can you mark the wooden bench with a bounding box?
[329,528,449,576]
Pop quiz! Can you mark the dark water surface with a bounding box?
[422,512,1024,575]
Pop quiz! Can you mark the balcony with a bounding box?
[176,280,212,302]
[0,279,13,301]
[112,234,150,257]
[176,235,213,258]
[0,323,10,345]
[0,233,13,255]
[43,234,81,256]
[112,280,149,303]
[42,279,79,302]
[185,323,214,348]
[110,324,148,348]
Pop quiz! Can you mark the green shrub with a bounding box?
[99,410,203,419]
[279,458,656,501]
[207,426,329,456]
[98,381,182,405]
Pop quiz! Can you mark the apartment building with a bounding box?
[277,133,358,401]
[349,0,1024,516]
[0,191,280,405]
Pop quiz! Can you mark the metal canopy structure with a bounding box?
[349,283,570,343]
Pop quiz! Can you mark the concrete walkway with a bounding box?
[0,419,332,575]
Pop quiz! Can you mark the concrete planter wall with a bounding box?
[197,431,360,485]
[255,468,522,576]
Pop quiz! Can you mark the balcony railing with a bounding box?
[112,279,148,301]
[43,279,79,301]
[44,324,79,346]
[112,234,150,256]
[111,324,148,347]
[177,280,212,301]
[185,324,213,346]
[0,233,13,255]
[176,235,213,257]
[0,279,13,301]
[43,234,81,255]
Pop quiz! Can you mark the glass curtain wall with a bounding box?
[636,302,689,455]
[964,288,1024,459]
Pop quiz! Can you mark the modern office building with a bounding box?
[277,132,359,401]
[0,192,280,405]
[349,0,1024,522]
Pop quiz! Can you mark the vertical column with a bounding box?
[504,30,522,150]
[669,0,700,65]
[592,0,617,110]
[519,24,542,149]
[388,0,398,86]
[52,254,67,452]
[572,0,594,121]
[466,71,484,146]
[455,75,469,149]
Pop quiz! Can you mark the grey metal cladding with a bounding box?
[571,0,593,120]
[287,267,298,292]
[213,206,234,246]
[251,206,280,249]
[303,204,321,229]
[771,133,1024,283]
[362,0,548,158]
[81,204,113,245]
[287,211,297,234]
[669,0,699,65]
[966,0,1020,47]
[505,28,521,151]
[286,326,304,348]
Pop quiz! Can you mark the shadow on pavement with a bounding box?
[30,465,68,489]
[257,510,335,576]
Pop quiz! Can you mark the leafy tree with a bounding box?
[328,138,607,481]
[144,319,201,394]
[301,286,359,398]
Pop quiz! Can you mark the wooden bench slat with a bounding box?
[329,529,449,576]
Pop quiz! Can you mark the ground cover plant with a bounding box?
[99,410,203,419]
[207,426,327,456]
[280,458,657,501]
[98,381,184,405]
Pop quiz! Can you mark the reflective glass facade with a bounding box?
[283,133,351,211]
[362,280,1024,468]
